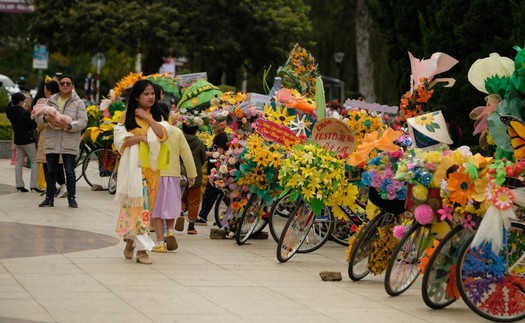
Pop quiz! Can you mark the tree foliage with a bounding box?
[366,0,525,147]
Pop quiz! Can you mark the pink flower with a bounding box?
[437,205,454,221]
[231,121,238,131]
[461,213,475,231]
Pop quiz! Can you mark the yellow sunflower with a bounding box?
[432,151,463,186]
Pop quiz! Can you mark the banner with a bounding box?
[254,119,300,146]
[32,44,48,69]
[311,117,355,157]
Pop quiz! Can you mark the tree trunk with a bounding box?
[355,0,375,102]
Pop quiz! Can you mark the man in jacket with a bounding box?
[37,75,87,208]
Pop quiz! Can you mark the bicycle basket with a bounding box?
[368,187,406,214]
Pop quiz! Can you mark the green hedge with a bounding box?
[0,122,12,140]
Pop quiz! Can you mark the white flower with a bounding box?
[228,157,236,165]
[219,165,228,174]
[213,152,220,158]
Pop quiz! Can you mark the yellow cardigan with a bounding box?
[160,125,197,178]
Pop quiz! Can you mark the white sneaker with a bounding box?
[57,186,68,198]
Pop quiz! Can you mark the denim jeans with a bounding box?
[45,153,76,201]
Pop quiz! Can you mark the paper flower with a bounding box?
[437,205,454,221]
[492,187,515,210]
[447,170,474,206]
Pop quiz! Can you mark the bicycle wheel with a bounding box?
[422,225,473,309]
[330,204,366,246]
[456,222,525,322]
[348,211,398,281]
[236,194,264,245]
[268,193,295,243]
[276,199,315,263]
[213,192,230,228]
[107,159,118,195]
[82,146,116,189]
[384,223,432,296]
[296,205,334,253]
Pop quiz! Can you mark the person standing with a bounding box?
[37,75,87,208]
[181,123,206,234]
[113,79,169,264]
[6,92,41,193]
[195,117,229,225]
[150,124,197,252]
[33,80,67,197]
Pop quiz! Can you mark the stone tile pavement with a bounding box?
[0,160,486,322]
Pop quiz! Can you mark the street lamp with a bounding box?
[334,52,345,80]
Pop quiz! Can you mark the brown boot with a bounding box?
[136,251,152,264]
[123,239,135,259]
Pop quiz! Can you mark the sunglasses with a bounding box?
[60,81,72,86]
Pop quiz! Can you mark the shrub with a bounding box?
[0,122,13,140]
[0,88,9,113]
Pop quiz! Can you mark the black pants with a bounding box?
[43,163,65,186]
[45,153,76,201]
[197,183,222,221]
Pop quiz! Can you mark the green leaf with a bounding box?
[310,198,324,216]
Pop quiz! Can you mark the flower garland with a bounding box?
[235,134,287,202]
[278,142,358,215]
[227,103,263,140]
[400,78,434,119]
[368,225,399,275]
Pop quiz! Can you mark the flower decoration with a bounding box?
[226,103,263,140]
[393,225,406,239]
[360,152,406,201]
[279,142,358,215]
[264,103,295,126]
[400,78,434,119]
[342,109,385,147]
[235,134,288,202]
[289,113,313,138]
[414,204,434,225]
[86,105,103,128]
[368,225,399,275]
[208,138,247,205]
[277,43,320,97]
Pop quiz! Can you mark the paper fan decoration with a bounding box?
[468,53,514,94]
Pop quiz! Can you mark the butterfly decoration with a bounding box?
[500,115,525,160]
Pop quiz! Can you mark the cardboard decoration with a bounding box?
[407,110,452,150]
[254,119,301,146]
[311,117,355,157]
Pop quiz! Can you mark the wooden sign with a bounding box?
[311,117,355,157]
[254,119,300,145]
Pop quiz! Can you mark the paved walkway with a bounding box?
[0,160,485,322]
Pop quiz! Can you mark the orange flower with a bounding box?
[141,210,150,226]
[447,171,474,205]
[416,86,434,103]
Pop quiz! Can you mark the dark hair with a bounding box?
[46,80,60,94]
[158,101,170,120]
[11,92,26,105]
[31,79,47,109]
[124,79,163,130]
[182,123,199,135]
[59,74,74,83]
[152,83,164,101]
[351,92,365,101]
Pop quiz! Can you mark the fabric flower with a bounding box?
[414,204,434,225]
[413,184,429,201]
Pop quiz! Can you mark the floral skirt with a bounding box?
[115,168,160,238]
